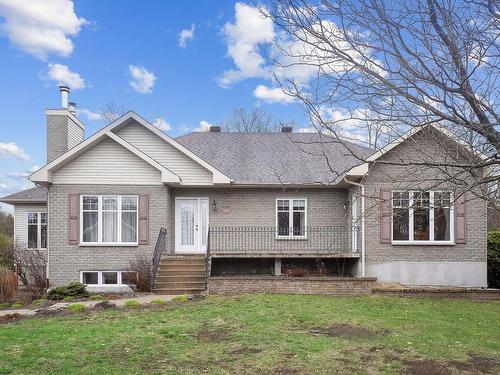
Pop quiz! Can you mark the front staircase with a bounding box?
[152,255,207,295]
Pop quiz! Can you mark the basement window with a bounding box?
[80,271,136,286]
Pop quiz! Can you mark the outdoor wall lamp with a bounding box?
[343,201,350,211]
[212,199,217,210]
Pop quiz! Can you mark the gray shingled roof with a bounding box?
[0,186,47,203]
[176,132,373,184]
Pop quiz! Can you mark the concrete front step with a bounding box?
[155,275,206,283]
[153,287,205,295]
[157,266,206,273]
[154,281,206,289]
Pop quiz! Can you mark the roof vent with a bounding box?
[281,126,293,133]
[209,126,221,133]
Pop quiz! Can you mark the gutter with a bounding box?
[343,176,366,277]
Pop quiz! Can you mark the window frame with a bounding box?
[80,270,135,287]
[275,198,308,240]
[80,195,139,246]
[391,190,455,245]
[26,212,47,250]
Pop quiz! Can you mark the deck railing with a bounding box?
[209,226,356,255]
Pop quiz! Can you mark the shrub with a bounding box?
[172,295,189,302]
[150,299,166,305]
[126,254,151,292]
[0,266,17,302]
[63,296,75,302]
[10,302,23,309]
[89,294,104,301]
[14,243,47,297]
[124,300,141,308]
[0,302,10,309]
[46,282,89,301]
[0,235,14,270]
[67,303,85,313]
[487,231,500,288]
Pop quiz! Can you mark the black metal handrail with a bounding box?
[150,227,167,291]
[209,226,354,254]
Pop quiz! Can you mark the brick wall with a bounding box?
[169,187,350,253]
[47,184,170,286]
[209,276,377,295]
[362,128,487,263]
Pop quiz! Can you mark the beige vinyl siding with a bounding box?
[67,117,84,149]
[14,204,47,245]
[52,137,162,185]
[115,123,213,185]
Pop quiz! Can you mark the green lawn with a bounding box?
[0,295,499,374]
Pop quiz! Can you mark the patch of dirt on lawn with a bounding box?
[196,328,231,342]
[403,355,500,375]
[0,313,21,323]
[448,354,500,374]
[230,347,262,355]
[308,324,389,339]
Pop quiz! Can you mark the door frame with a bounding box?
[174,197,209,254]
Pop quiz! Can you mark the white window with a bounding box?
[81,271,137,286]
[27,212,47,249]
[276,198,307,238]
[81,195,138,245]
[392,191,454,244]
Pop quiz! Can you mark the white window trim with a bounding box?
[26,212,47,250]
[80,270,135,287]
[275,198,308,240]
[80,195,139,246]
[391,190,455,245]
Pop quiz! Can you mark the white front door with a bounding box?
[175,198,209,253]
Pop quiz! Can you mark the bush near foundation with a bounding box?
[487,231,500,288]
[46,282,89,301]
[0,266,17,303]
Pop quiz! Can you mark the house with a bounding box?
[0,87,488,293]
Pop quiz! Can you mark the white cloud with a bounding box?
[152,117,171,131]
[77,108,101,121]
[253,84,294,104]
[128,65,157,94]
[194,120,212,132]
[218,2,274,87]
[0,142,31,161]
[178,24,195,48]
[0,0,87,59]
[46,63,85,89]
[6,165,40,178]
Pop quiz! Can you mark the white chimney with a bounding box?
[59,85,70,109]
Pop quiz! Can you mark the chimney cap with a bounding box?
[281,126,293,133]
[59,85,70,92]
[209,126,221,133]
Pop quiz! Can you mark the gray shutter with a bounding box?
[68,194,79,245]
[454,193,466,244]
[138,194,149,245]
[380,189,392,244]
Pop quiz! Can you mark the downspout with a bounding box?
[344,177,366,277]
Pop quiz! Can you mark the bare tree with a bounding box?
[217,107,294,132]
[100,102,131,125]
[264,0,500,208]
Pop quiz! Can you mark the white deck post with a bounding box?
[274,258,282,276]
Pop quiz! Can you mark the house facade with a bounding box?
[0,88,488,292]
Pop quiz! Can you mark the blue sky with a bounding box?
[0,1,309,208]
